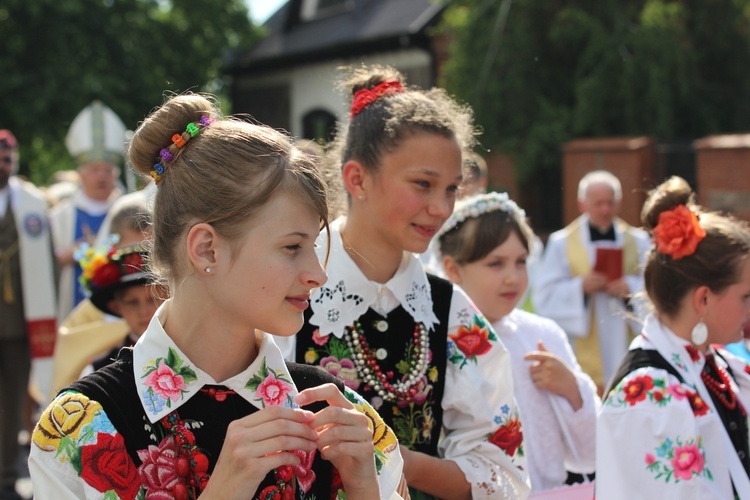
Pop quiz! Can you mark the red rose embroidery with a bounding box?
[91,262,122,288]
[653,205,706,260]
[685,345,701,363]
[623,375,654,406]
[450,324,492,357]
[488,418,523,457]
[80,432,140,499]
[137,435,187,499]
[687,390,710,416]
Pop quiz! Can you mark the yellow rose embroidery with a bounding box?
[304,349,318,364]
[428,366,438,383]
[33,392,100,451]
[353,399,398,454]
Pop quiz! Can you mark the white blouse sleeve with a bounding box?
[438,286,531,498]
[538,318,600,472]
[597,366,732,499]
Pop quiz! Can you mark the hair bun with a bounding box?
[641,176,697,231]
[339,65,406,97]
[128,94,216,178]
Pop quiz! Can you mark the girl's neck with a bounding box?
[163,293,260,381]
[657,311,708,353]
[340,216,405,284]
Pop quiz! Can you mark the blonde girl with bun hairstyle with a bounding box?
[597,176,750,498]
[278,66,530,499]
[29,94,405,500]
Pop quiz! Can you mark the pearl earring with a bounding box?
[204,266,212,273]
[357,194,364,201]
[691,320,708,345]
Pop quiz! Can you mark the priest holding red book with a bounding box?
[533,171,652,389]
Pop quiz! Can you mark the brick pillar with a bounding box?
[485,154,519,202]
[693,135,750,221]
[561,137,656,227]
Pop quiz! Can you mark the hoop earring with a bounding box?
[204,266,212,273]
[691,320,708,345]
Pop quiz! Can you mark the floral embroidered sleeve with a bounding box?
[438,286,531,498]
[28,391,141,500]
[597,366,726,499]
[343,386,404,499]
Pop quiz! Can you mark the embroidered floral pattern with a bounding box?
[645,436,713,483]
[605,373,712,417]
[304,334,362,391]
[447,311,497,368]
[245,357,295,408]
[487,405,524,460]
[32,392,140,499]
[140,348,197,413]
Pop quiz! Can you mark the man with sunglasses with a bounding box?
[0,130,57,500]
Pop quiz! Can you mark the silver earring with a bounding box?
[204,266,212,273]
[357,194,364,200]
[691,320,708,345]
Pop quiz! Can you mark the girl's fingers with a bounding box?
[314,418,373,449]
[318,440,375,461]
[309,405,370,433]
[295,383,353,409]
[228,410,318,444]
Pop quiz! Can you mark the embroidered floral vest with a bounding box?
[296,274,452,456]
[65,350,345,499]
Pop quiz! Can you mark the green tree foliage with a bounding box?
[439,0,750,182]
[0,0,259,185]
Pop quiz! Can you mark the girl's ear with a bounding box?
[342,160,368,201]
[186,223,218,275]
[442,255,463,285]
[692,285,710,316]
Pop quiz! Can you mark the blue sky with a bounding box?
[245,0,288,24]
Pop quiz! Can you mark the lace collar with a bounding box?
[309,218,439,339]
[134,300,298,423]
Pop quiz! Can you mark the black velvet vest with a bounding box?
[295,274,453,457]
[67,349,346,499]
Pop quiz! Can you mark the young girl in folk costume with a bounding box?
[597,176,750,498]
[279,66,530,498]
[435,192,599,493]
[29,94,405,499]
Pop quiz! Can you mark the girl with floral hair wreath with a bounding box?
[278,65,529,498]
[435,192,600,493]
[597,176,750,498]
[29,93,405,499]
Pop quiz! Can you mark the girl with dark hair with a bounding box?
[597,176,750,498]
[279,66,529,499]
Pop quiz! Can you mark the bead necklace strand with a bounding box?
[702,356,738,411]
[344,321,429,402]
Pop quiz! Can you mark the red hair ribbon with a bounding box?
[350,81,405,117]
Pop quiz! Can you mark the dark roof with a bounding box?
[226,0,445,75]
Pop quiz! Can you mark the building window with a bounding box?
[302,109,337,144]
[300,0,352,21]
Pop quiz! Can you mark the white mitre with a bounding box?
[65,100,127,166]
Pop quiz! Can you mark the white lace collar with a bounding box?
[309,218,439,338]
[133,300,298,423]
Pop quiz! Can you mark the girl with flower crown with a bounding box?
[435,192,600,493]
[596,176,750,498]
[277,65,530,499]
[29,94,405,499]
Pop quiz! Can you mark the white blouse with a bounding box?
[278,218,531,498]
[493,309,599,491]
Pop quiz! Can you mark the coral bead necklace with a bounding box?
[344,321,429,402]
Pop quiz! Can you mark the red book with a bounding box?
[593,248,623,282]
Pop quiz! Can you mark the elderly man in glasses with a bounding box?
[0,130,57,499]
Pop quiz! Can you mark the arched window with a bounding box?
[302,109,337,144]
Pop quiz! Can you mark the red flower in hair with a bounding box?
[121,252,145,274]
[653,205,706,260]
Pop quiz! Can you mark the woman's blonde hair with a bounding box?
[128,93,329,288]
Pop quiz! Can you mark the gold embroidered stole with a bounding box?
[565,217,637,387]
